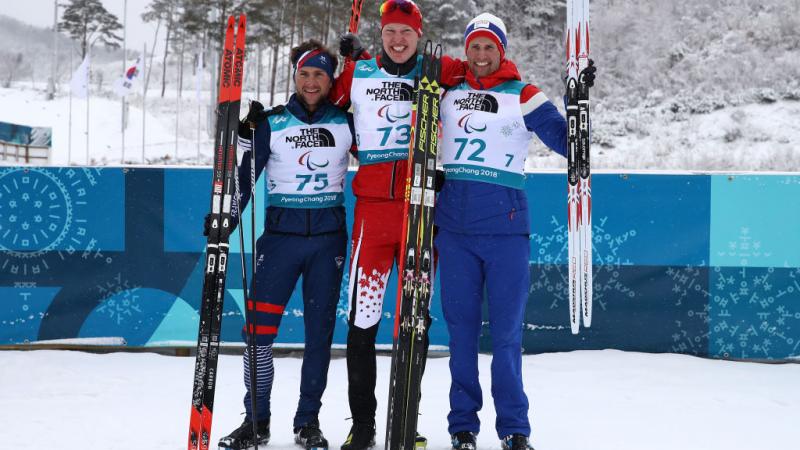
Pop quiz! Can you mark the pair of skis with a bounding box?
[566,0,593,334]
[386,41,442,450]
[188,15,250,450]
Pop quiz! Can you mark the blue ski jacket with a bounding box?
[435,60,568,235]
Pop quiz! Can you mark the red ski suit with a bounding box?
[329,53,465,424]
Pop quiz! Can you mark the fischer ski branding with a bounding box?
[566,0,592,334]
[386,41,442,450]
[188,15,246,450]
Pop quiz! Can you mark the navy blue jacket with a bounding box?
[235,95,356,236]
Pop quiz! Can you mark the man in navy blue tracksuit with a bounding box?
[436,14,596,450]
[216,40,355,450]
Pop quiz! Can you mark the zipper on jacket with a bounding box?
[306,209,311,236]
[389,160,397,199]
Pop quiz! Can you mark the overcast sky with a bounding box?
[3,0,162,55]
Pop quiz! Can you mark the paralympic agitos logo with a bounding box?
[458,113,487,134]
[297,151,330,171]
[365,81,413,101]
[284,128,336,149]
[377,104,410,123]
[453,92,499,113]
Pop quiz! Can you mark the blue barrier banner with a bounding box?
[0,121,52,147]
[0,167,798,360]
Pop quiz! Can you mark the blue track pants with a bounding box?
[242,231,346,428]
[435,229,531,439]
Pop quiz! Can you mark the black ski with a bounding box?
[188,15,246,450]
[386,41,442,450]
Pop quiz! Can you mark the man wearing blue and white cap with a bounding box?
[436,13,597,450]
[215,39,356,450]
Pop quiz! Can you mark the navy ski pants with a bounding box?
[435,229,531,439]
[242,231,346,428]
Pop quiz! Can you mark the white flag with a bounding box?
[70,54,90,99]
[113,56,142,98]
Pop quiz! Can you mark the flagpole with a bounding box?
[175,77,180,163]
[121,0,127,164]
[49,0,58,100]
[68,49,73,165]
[86,50,90,165]
[142,42,146,163]
[142,21,160,164]
[196,49,201,162]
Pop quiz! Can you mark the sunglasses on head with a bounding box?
[380,0,415,15]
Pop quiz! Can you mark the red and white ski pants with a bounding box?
[347,198,406,329]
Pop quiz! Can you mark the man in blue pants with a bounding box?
[435,13,596,450]
[214,40,356,450]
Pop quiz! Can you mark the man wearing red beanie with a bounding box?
[329,1,465,449]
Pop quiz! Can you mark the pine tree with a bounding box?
[417,0,477,54]
[474,0,564,96]
[238,0,273,95]
[1,52,31,88]
[58,0,123,58]
[143,0,182,97]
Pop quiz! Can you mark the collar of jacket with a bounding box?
[377,49,419,76]
[286,93,333,124]
[465,58,522,90]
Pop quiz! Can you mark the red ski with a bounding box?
[188,14,246,450]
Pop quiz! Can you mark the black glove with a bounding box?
[339,33,364,59]
[237,101,285,138]
[579,59,596,88]
[434,169,445,193]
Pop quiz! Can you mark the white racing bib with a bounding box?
[440,80,533,189]
[350,58,420,165]
[266,108,352,208]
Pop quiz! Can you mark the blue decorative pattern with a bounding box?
[1,168,798,360]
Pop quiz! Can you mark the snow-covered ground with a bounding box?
[2,83,799,171]
[526,99,800,171]
[0,83,217,166]
[1,349,798,450]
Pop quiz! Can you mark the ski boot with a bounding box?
[501,434,535,450]
[295,418,329,450]
[218,418,270,449]
[451,431,476,450]
[340,421,376,450]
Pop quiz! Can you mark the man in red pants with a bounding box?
[329,1,465,449]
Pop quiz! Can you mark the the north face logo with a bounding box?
[284,128,336,148]
[365,81,413,102]
[453,92,499,113]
